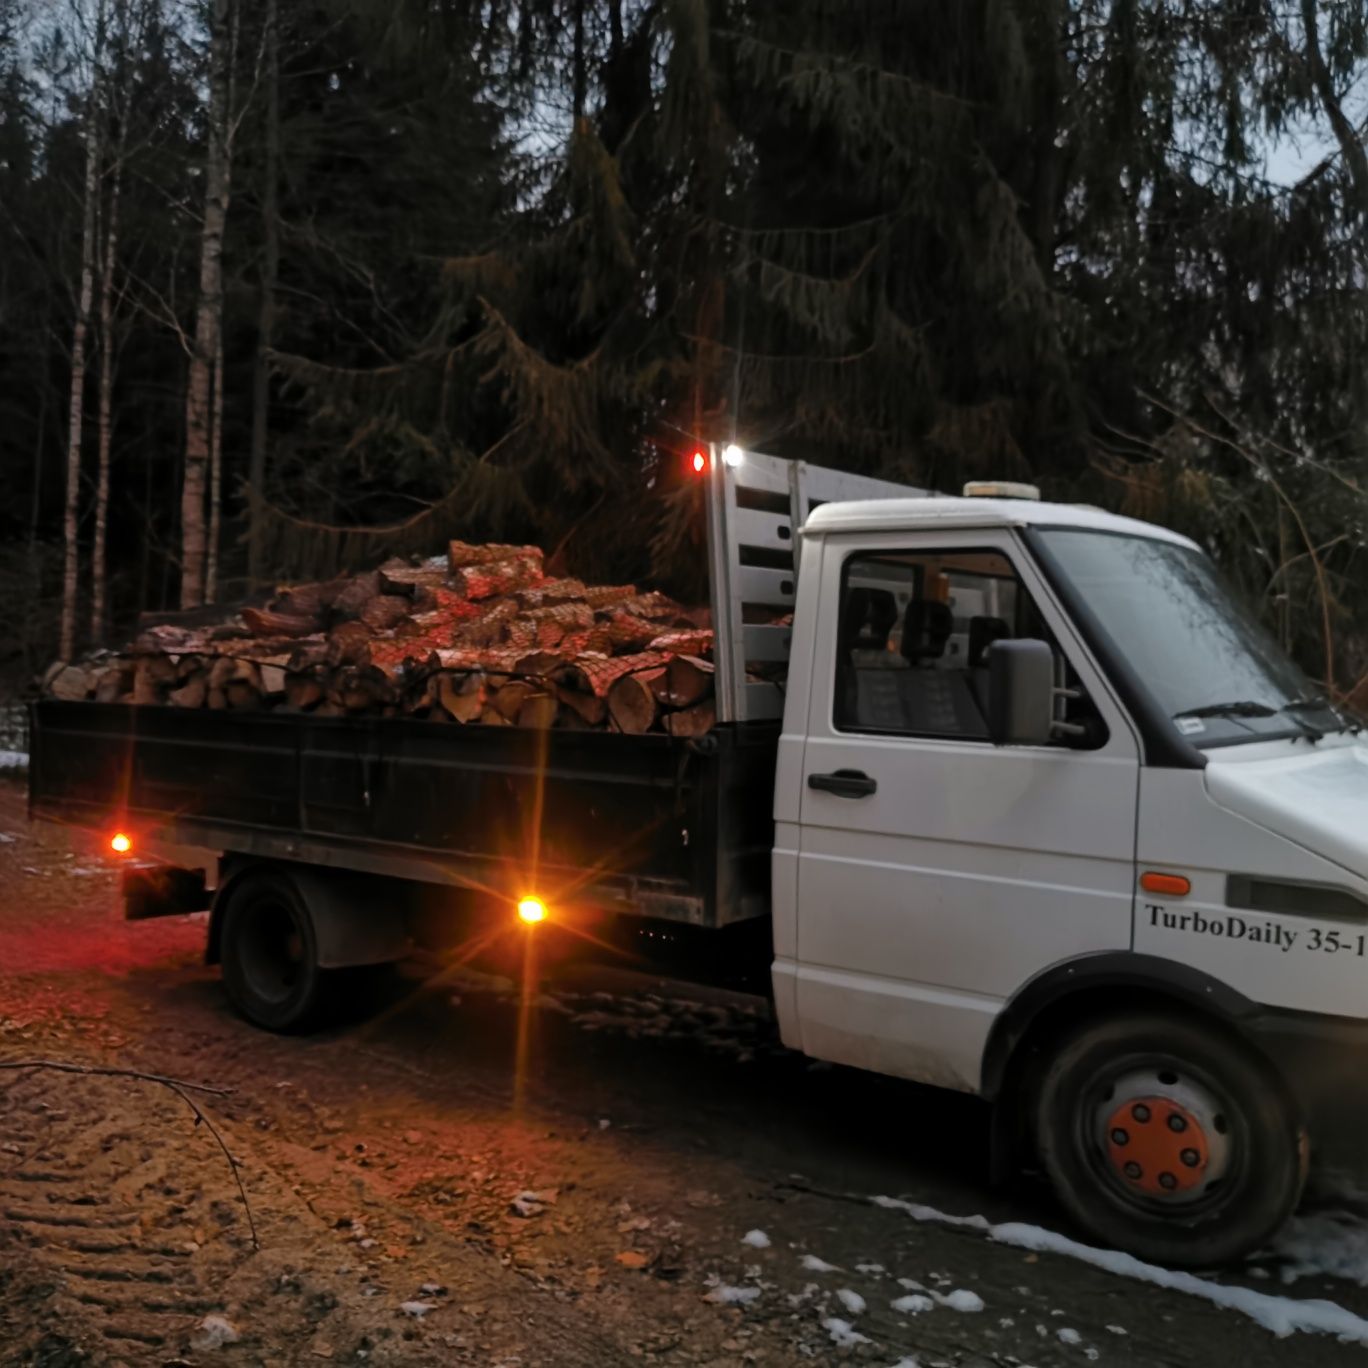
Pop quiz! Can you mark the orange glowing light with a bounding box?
[110,832,132,854]
[517,896,547,924]
[690,450,707,474]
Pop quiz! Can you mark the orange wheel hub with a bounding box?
[1104,1096,1209,1197]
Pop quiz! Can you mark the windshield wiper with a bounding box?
[1173,700,1277,720]
[1282,695,1357,736]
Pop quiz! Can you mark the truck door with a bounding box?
[794,530,1140,1093]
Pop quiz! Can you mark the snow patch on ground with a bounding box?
[894,1277,983,1314]
[938,1288,984,1312]
[800,1253,840,1272]
[741,1229,771,1249]
[821,1316,869,1347]
[891,1293,934,1315]
[874,1193,1368,1344]
[835,1288,866,1316]
[1271,1207,1368,1286]
[0,751,28,772]
[1058,1327,1082,1344]
[705,1284,761,1305]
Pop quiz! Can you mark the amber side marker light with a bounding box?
[1140,871,1191,897]
[517,896,547,925]
[109,832,133,855]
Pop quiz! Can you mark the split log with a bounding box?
[581,584,637,609]
[450,555,542,602]
[360,594,411,632]
[557,684,608,726]
[93,661,133,702]
[207,685,229,709]
[259,663,287,695]
[49,664,94,701]
[168,675,207,708]
[664,654,714,707]
[143,653,181,685]
[378,561,447,596]
[664,699,716,738]
[517,692,560,729]
[448,539,543,570]
[330,571,381,620]
[284,675,324,711]
[517,577,586,608]
[225,679,261,710]
[326,620,373,668]
[274,578,345,620]
[493,680,538,721]
[435,672,484,722]
[607,671,659,734]
[240,606,318,638]
[132,662,160,705]
[479,705,512,726]
[207,657,236,690]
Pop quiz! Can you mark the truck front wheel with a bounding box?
[1034,1011,1306,1267]
[220,870,326,1032]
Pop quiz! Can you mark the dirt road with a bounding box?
[3,780,1368,1367]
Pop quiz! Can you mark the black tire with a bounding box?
[1034,1010,1306,1267]
[220,870,327,1032]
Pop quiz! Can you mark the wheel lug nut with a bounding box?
[1123,1161,1142,1180]
[1180,1148,1200,1167]
[1167,1114,1187,1133]
[1110,1129,1129,1146]
[1159,1172,1177,1190]
[1131,1103,1151,1123]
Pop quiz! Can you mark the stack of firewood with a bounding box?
[40,541,734,736]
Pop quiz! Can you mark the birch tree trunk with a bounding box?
[91,163,121,641]
[247,0,279,587]
[179,0,234,609]
[60,65,104,662]
[206,333,223,602]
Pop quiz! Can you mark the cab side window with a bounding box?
[834,548,1104,747]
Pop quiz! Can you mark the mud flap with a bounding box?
[122,865,210,921]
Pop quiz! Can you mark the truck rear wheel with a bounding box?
[1034,1011,1305,1267]
[220,870,327,1032]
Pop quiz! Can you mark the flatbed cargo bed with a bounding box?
[29,700,778,928]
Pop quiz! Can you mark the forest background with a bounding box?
[1,0,1365,703]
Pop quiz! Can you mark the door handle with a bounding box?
[807,769,878,798]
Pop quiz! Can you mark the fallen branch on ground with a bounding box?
[0,1058,258,1251]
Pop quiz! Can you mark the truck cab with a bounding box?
[765,480,1368,1266]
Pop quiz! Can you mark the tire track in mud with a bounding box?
[0,1067,242,1359]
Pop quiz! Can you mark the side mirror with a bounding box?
[988,639,1056,746]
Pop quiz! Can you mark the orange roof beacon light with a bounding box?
[517,896,547,925]
[109,832,133,855]
[690,450,707,475]
[1140,871,1191,898]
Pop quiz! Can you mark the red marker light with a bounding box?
[691,450,707,474]
[110,832,132,854]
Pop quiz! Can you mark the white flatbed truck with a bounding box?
[30,446,1368,1266]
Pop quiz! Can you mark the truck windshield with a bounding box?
[1036,528,1346,747]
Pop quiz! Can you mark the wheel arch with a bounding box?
[980,951,1264,1104]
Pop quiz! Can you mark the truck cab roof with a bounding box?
[803,495,1199,551]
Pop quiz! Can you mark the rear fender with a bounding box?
[207,859,412,969]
